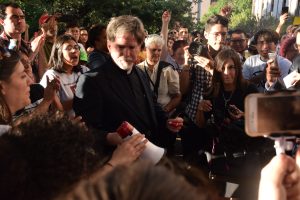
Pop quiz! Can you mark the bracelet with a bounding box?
[106,162,114,167]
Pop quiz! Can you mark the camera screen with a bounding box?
[257,96,300,133]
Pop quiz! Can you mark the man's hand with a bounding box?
[219,5,232,18]
[194,55,214,74]
[162,10,171,25]
[109,134,148,166]
[167,117,183,132]
[258,149,300,200]
[279,13,288,26]
[266,59,281,86]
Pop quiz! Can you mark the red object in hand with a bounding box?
[117,121,134,138]
[169,121,180,128]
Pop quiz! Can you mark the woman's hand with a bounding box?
[43,75,60,103]
[198,100,212,112]
[228,104,244,120]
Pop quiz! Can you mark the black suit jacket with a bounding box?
[74,58,166,145]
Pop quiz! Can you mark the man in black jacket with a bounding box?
[74,15,182,150]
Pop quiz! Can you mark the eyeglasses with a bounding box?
[64,45,80,51]
[169,31,177,35]
[209,32,227,38]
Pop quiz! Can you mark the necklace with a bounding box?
[222,91,234,108]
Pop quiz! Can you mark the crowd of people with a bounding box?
[0,1,300,200]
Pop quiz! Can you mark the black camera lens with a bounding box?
[188,41,202,56]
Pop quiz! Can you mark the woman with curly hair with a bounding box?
[0,113,147,200]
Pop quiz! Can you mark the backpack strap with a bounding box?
[153,61,171,97]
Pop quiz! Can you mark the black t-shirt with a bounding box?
[204,83,272,153]
[209,84,257,125]
[127,69,153,132]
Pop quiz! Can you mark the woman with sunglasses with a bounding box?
[40,35,89,117]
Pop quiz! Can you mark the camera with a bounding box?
[188,41,203,56]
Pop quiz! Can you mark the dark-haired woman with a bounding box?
[40,35,89,117]
[196,48,274,200]
[0,50,31,130]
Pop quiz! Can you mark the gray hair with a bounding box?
[106,15,145,45]
[145,34,164,48]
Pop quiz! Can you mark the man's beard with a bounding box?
[115,57,134,71]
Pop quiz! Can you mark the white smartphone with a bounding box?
[245,92,300,137]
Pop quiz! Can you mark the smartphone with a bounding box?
[227,105,239,115]
[245,92,300,137]
[281,6,289,15]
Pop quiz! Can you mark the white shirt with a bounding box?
[137,61,180,107]
[242,54,291,92]
[40,66,89,116]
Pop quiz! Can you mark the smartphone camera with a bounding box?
[281,6,289,15]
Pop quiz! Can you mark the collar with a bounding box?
[143,60,159,74]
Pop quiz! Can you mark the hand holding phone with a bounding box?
[228,104,244,120]
[281,6,289,15]
[266,58,281,86]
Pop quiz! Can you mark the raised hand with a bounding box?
[162,10,171,25]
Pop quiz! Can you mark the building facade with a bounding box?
[191,0,299,23]
[252,0,300,19]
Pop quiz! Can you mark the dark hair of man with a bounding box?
[0,50,20,124]
[0,113,104,200]
[172,39,188,54]
[0,3,21,20]
[253,29,279,45]
[205,48,249,98]
[57,161,211,200]
[205,14,229,32]
[87,24,106,47]
[65,22,79,31]
[229,29,247,38]
[48,34,81,73]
